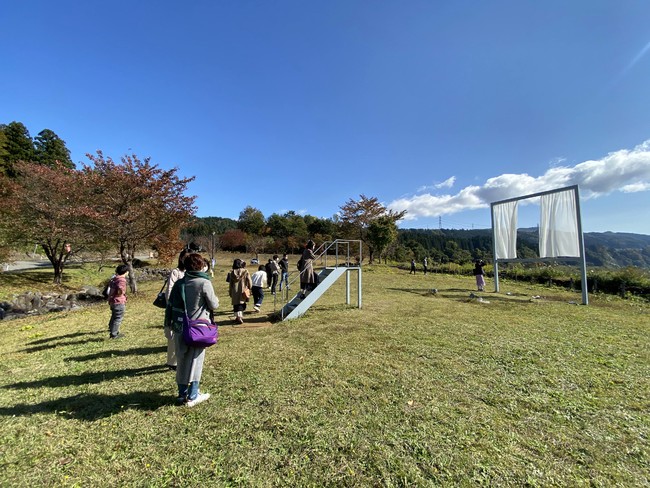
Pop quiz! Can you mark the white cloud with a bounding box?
[389,140,650,221]
[435,176,456,189]
[416,176,456,193]
[621,182,650,192]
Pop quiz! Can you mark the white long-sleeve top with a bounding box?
[251,270,267,288]
[165,268,185,301]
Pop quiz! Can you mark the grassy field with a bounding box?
[0,261,648,487]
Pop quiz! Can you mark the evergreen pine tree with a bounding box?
[0,121,35,176]
[34,129,74,169]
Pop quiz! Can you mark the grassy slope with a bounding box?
[0,264,648,487]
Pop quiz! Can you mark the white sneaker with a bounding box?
[186,392,210,407]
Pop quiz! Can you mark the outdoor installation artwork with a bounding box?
[490,185,588,304]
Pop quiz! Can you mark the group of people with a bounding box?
[105,240,488,408]
[408,256,488,292]
[105,240,321,408]
[409,256,428,275]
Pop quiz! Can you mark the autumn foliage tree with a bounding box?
[220,229,247,252]
[83,151,196,292]
[0,162,92,283]
[339,194,406,264]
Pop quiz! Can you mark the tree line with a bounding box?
[183,195,407,265]
[0,121,196,290]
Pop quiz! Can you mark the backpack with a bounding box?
[101,277,114,299]
[297,258,304,271]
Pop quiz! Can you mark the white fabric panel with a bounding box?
[539,189,580,257]
[493,201,518,259]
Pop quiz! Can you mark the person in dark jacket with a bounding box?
[265,259,273,290]
[473,259,486,292]
[279,253,289,291]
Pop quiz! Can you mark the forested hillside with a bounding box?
[186,213,650,269]
[398,228,650,269]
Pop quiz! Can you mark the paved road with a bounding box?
[2,260,53,272]
[2,255,153,272]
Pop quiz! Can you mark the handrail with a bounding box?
[276,239,362,314]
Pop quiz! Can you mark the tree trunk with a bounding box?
[120,244,138,294]
[53,261,64,284]
[126,261,138,294]
[42,244,65,284]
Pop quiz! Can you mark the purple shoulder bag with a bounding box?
[180,283,218,348]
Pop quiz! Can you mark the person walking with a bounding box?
[423,256,428,275]
[299,240,317,299]
[279,253,289,291]
[265,259,273,290]
[107,264,129,339]
[165,252,219,407]
[269,254,281,294]
[409,259,416,274]
[163,249,189,370]
[251,264,267,312]
[229,258,252,324]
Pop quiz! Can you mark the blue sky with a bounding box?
[2,1,650,234]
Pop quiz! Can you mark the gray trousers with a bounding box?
[108,304,125,337]
[174,334,205,385]
[164,326,177,366]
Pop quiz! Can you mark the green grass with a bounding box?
[0,261,112,301]
[0,264,648,486]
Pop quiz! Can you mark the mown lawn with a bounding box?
[0,264,648,487]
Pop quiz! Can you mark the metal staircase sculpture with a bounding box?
[279,239,362,321]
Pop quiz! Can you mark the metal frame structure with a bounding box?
[279,239,363,320]
[490,185,589,305]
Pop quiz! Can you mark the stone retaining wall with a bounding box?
[0,268,170,321]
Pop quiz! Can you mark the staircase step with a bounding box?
[281,267,349,321]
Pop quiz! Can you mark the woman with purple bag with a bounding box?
[165,253,219,407]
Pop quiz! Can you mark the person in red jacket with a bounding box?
[107,264,129,339]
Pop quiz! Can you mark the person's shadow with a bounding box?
[0,390,171,421]
[3,364,168,389]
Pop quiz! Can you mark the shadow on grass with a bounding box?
[387,287,538,305]
[387,287,441,296]
[20,338,106,353]
[0,390,171,421]
[3,365,167,389]
[66,346,167,362]
[0,270,75,288]
[27,331,104,345]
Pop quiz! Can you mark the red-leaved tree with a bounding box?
[83,151,196,292]
[1,161,92,283]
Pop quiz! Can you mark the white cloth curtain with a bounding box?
[493,201,518,259]
[539,189,580,258]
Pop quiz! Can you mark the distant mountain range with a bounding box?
[518,228,650,268]
[398,227,650,269]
